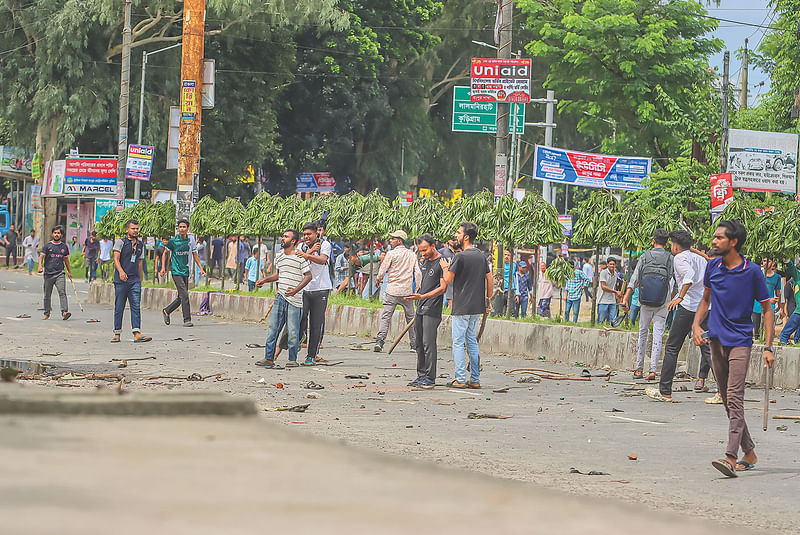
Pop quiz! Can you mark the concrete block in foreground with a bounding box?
[0,386,256,416]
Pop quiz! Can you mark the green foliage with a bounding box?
[95,209,118,240]
[572,190,622,247]
[191,196,220,236]
[517,0,722,159]
[401,196,447,240]
[141,201,176,239]
[215,198,245,237]
[546,257,574,289]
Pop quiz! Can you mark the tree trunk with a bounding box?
[369,238,376,301]
[256,236,262,291]
[591,248,599,326]
[221,236,227,290]
[235,236,241,291]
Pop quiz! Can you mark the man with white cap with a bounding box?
[374,230,422,352]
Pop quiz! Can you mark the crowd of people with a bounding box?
[5,214,786,479]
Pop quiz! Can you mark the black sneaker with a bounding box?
[373,340,384,352]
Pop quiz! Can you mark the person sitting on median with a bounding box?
[255,229,312,368]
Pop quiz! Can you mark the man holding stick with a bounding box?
[373,230,421,353]
[440,222,492,389]
[405,234,447,389]
[692,220,774,477]
[38,225,72,321]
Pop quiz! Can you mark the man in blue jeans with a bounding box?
[440,222,493,389]
[514,260,532,318]
[597,257,622,324]
[254,229,312,368]
[564,265,591,322]
[111,220,151,343]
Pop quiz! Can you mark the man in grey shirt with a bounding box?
[597,257,622,324]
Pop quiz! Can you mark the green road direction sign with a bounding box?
[452,86,525,134]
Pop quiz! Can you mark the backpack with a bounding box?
[637,248,674,307]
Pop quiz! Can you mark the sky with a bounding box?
[707,0,775,106]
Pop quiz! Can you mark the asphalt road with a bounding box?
[2,269,799,534]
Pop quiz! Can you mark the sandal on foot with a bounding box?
[736,460,756,471]
[711,458,737,478]
[632,370,643,378]
[162,309,170,325]
[694,379,706,392]
[134,336,152,343]
[645,386,673,402]
[110,336,121,343]
[646,372,656,381]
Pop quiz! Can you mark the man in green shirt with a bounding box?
[160,219,205,327]
[332,251,382,296]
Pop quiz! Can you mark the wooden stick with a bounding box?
[764,367,772,431]
[68,275,84,312]
[259,301,274,323]
[388,317,416,354]
[772,415,800,420]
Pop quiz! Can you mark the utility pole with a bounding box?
[739,39,748,110]
[721,51,730,173]
[116,0,133,210]
[494,0,513,202]
[543,89,555,204]
[177,0,206,221]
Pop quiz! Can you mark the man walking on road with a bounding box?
[3,223,18,267]
[38,225,71,320]
[111,220,151,344]
[692,220,774,478]
[255,229,312,368]
[22,229,39,275]
[441,222,493,389]
[161,219,206,327]
[373,230,421,353]
[646,230,711,401]
[405,234,447,389]
[296,222,334,365]
[622,229,673,380]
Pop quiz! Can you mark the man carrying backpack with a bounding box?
[623,229,674,380]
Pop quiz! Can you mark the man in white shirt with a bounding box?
[374,230,422,352]
[295,222,333,364]
[648,229,712,401]
[22,230,39,275]
[99,238,114,281]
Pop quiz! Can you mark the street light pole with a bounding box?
[134,42,182,201]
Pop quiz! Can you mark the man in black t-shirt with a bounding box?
[38,225,72,320]
[441,222,493,388]
[406,234,448,388]
[3,224,18,266]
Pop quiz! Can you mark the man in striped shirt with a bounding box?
[255,229,312,368]
[563,266,591,322]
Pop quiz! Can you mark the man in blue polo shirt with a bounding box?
[691,220,774,478]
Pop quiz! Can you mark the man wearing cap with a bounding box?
[374,230,422,352]
[514,260,532,318]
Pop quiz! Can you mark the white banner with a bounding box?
[728,129,799,193]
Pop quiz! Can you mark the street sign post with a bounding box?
[452,86,524,134]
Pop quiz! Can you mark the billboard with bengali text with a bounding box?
[64,156,118,195]
[728,129,798,193]
[533,145,650,191]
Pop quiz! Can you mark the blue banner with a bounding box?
[533,145,650,191]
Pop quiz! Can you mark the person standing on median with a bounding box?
[255,229,312,368]
[82,231,100,282]
[373,230,421,353]
[646,230,711,401]
[691,219,774,478]
[111,219,151,344]
[440,222,493,389]
[160,219,206,328]
[622,229,673,380]
[597,258,622,324]
[245,247,264,292]
[38,225,71,321]
[405,234,447,389]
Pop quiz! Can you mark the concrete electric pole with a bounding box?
[720,50,730,173]
[116,0,133,210]
[493,0,513,201]
[177,0,206,221]
[739,38,748,110]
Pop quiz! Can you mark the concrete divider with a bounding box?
[89,283,799,389]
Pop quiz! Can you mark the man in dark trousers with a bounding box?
[405,234,447,389]
[38,225,72,320]
[161,219,206,327]
[111,219,151,343]
[3,223,19,267]
[692,220,774,478]
[440,222,493,389]
[295,222,333,365]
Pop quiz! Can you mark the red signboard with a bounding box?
[710,172,733,212]
[470,58,532,104]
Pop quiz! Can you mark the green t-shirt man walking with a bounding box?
[160,219,205,327]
